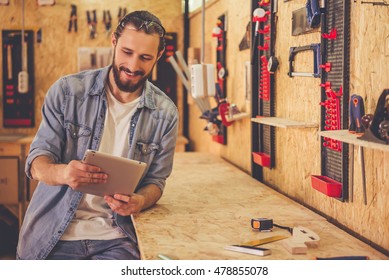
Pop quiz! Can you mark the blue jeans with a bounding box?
[46,238,140,260]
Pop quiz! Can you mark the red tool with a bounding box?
[259,56,270,101]
[320,86,343,152]
[218,102,234,127]
[320,62,332,72]
[322,28,337,39]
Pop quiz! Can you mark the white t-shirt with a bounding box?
[60,84,140,240]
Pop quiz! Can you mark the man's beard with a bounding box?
[111,54,153,93]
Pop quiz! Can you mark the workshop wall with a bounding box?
[188,0,252,172]
[0,0,184,136]
[188,0,389,254]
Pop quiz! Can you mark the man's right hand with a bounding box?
[62,160,108,190]
[30,156,108,189]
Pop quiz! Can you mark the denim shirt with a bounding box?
[16,66,178,260]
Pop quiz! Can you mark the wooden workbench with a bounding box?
[133,152,388,260]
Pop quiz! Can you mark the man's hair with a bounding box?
[114,10,166,52]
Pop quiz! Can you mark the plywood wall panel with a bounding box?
[188,0,251,171]
[189,0,389,253]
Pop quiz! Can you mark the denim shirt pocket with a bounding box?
[135,141,160,164]
[65,122,92,158]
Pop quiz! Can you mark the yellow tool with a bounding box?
[240,235,288,247]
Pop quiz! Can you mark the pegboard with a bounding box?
[251,0,276,172]
[2,30,34,128]
[317,0,351,201]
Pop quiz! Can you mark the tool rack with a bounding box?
[251,0,276,177]
[2,30,35,128]
[311,0,351,201]
[212,14,228,145]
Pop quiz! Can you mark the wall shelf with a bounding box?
[318,130,389,152]
[251,117,318,129]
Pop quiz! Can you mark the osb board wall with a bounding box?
[0,0,183,136]
[188,0,252,172]
[266,0,389,254]
[189,0,389,253]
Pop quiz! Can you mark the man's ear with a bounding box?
[111,32,117,47]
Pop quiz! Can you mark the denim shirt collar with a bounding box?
[87,65,156,110]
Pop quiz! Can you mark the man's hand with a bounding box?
[104,193,145,216]
[30,156,108,189]
[63,160,108,190]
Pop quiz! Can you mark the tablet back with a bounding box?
[77,150,147,197]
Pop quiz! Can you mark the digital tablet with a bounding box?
[77,149,147,197]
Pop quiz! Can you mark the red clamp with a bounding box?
[258,42,269,51]
[258,25,270,34]
[322,28,337,40]
[320,81,331,90]
[320,62,332,73]
[218,102,234,127]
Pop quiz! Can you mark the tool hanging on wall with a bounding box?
[251,7,268,65]
[288,43,321,78]
[306,0,321,28]
[118,7,127,23]
[18,0,28,94]
[68,4,77,33]
[87,10,97,39]
[103,10,112,36]
[348,94,367,205]
[359,89,389,144]
[6,43,12,80]
[211,14,229,143]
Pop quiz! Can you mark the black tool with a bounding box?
[306,0,321,28]
[349,95,365,136]
[288,43,321,77]
[87,10,97,39]
[118,7,127,23]
[316,256,369,260]
[68,4,77,33]
[103,10,112,36]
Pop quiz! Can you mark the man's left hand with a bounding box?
[104,193,145,216]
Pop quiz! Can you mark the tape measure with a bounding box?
[251,218,273,231]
